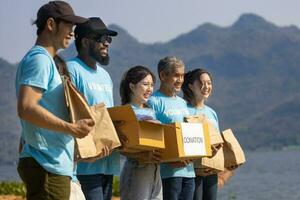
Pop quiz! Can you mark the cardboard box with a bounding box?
[185,115,223,146]
[160,122,212,162]
[194,146,225,176]
[108,105,165,151]
[194,129,246,175]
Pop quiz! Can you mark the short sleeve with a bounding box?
[19,54,52,91]
[66,62,80,88]
[147,96,157,110]
[147,96,161,119]
[213,110,221,132]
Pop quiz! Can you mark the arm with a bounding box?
[17,85,94,138]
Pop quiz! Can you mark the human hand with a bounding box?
[195,167,217,176]
[81,146,111,162]
[137,150,162,164]
[145,119,161,124]
[70,119,95,138]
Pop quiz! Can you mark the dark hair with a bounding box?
[120,65,156,105]
[53,54,69,77]
[33,18,64,35]
[182,68,213,105]
[74,36,82,52]
[74,33,94,52]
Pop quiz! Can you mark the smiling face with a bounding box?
[52,19,75,49]
[88,34,111,65]
[190,73,213,101]
[130,74,154,105]
[161,66,185,94]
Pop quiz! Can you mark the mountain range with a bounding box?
[1,13,299,164]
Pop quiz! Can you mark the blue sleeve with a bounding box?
[148,97,162,121]
[66,62,80,88]
[19,54,52,91]
[102,69,114,107]
[147,96,157,111]
[108,74,114,105]
[187,107,194,116]
[215,114,221,132]
[212,109,221,132]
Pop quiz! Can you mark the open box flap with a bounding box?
[108,105,137,122]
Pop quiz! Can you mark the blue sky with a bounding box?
[1,0,300,63]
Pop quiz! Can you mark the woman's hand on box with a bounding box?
[144,119,161,124]
[202,168,215,176]
[137,150,162,164]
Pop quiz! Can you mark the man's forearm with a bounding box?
[18,102,73,135]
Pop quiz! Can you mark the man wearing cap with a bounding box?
[66,17,119,200]
[15,1,94,200]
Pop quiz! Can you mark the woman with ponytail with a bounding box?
[182,68,220,200]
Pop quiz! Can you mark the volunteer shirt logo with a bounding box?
[184,137,204,144]
[165,108,189,117]
[87,83,112,92]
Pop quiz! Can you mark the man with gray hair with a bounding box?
[148,56,196,200]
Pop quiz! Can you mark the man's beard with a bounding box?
[89,46,110,66]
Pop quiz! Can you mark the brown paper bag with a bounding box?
[222,129,246,169]
[90,104,121,152]
[63,77,121,159]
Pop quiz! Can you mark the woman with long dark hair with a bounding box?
[119,65,162,200]
[182,68,220,200]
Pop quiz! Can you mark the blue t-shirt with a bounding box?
[15,45,74,176]
[187,104,220,132]
[67,57,120,176]
[131,104,156,120]
[147,91,195,179]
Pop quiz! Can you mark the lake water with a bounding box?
[218,150,300,200]
[1,150,299,200]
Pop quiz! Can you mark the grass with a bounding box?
[0,178,120,198]
[112,176,120,197]
[0,182,26,197]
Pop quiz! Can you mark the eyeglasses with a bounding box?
[89,34,112,44]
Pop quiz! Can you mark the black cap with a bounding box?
[74,17,118,40]
[36,1,87,26]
